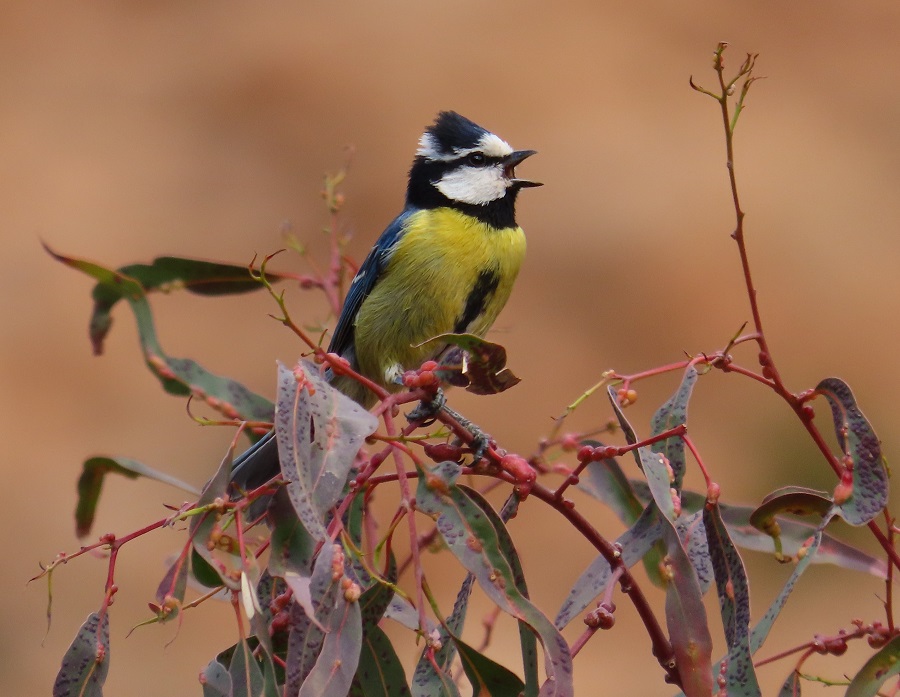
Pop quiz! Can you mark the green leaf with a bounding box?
[576,443,644,524]
[285,600,325,693]
[777,670,801,697]
[268,489,317,579]
[46,245,274,424]
[75,456,199,537]
[656,484,889,578]
[283,541,363,697]
[411,650,461,697]
[703,504,760,696]
[285,542,339,692]
[350,624,410,697]
[816,378,888,525]
[609,389,713,696]
[350,553,407,696]
[455,635,525,697]
[200,659,232,697]
[229,638,265,697]
[275,361,378,542]
[385,593,435,634]
[748,486,833,559]
[411,573,476,697]
[298,594,362,697]
[63,249,288,355]
[149,548,191,625]
[129,293,274,419]
[413,493,530,695]
[423,333,520,395]
[115,255,286,298]
[296,546,363,697]
[478,491,539,696]
[749,486,834,531]
[578,438,667,589]
[191,548,226,589]
[189,449,239,591]
[416,461,573,697]
[53,612,110,697]
[676,510,713,595]
[671,521,826,696]
[357,555,398,627]
[156,549,190,606]
[214,637,279,697]
[750,515,831,653]
[556,505,662,629]
[662,519,714,697]
[607,387,676,519]
[650,366,699,490]
[240,563,277,675]
[846,634,900,697]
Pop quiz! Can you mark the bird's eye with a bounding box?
[466,152,486,166]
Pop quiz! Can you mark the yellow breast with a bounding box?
[353,207,526,388]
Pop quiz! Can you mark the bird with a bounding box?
[229,111,540,492]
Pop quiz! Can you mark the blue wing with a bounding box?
[327,209,412,362]
[229,211,412,493]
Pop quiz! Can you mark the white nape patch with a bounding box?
[416,130,513,162]
[435,163,509,205]
[416,132,445,160]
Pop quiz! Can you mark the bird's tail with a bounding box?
[228,429,280,494]
[228,364,375,495]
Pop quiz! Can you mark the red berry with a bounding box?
[423,442,463,463]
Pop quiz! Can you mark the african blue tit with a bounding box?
[229,111,540,491]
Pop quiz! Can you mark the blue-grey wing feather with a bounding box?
[229,211,411,495]
[327,210,411,360]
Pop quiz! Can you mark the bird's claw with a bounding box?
[407,388,446,424]
[441,404,491,464]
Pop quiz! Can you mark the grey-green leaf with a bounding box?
[650,366,698,490]
[816,378,888,526]
[704,504,760,696]
[275,361,378,541]
[53,612,110,697]
[846,634,900,697]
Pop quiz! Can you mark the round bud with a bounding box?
[424,442,463,463]
[560,434,579,452]
[577,445,595,463]
[868,633,889,649]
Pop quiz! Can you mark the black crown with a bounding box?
[425,111,489,154]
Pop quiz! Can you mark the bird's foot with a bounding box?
[407,388,447,425]
[441,404,491,463]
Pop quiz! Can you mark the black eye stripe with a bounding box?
[452,153,501,167]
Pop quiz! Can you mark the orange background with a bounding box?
[4,2,900,695]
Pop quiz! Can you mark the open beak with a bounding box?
[503,150,542,188]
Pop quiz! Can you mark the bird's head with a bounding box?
[407,111,541,214]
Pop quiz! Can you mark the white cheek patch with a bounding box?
[435,164,509,205]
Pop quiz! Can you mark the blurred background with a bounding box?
[4,1,900,695]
